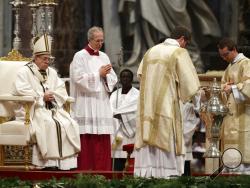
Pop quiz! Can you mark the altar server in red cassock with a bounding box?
[70,26,118,170]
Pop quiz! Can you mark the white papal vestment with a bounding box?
[12,63,80,170]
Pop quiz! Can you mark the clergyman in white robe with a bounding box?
[110,87,139,159]
[134,28,200,178]
[12,34,80,170]
[70,29,118,170]
[12,62,80,170]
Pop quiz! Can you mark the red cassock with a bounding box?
[78,134,111,171]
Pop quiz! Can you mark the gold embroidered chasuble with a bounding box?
[135,43,200,155]
[221,57,250,163]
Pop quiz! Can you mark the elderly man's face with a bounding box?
[89,31,104,51]
[34,54,50,70]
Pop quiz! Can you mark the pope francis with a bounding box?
[12,34,80,170]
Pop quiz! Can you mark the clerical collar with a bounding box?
[85,45,99,56]
[231,53,246,65]
[163,38,180,47]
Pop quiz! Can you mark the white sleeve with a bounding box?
[104,68,118,92]
[70,53,102,93]
[232,85,246,103]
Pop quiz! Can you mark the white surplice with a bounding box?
[70,49,118,135]
[110,87,139,158]
[12,63,80,170]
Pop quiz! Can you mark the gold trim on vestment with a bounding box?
[221,57,250,163]
[44,34,50,52]
[139,47,184,154]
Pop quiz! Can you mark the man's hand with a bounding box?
[200,87,209,102]
[99,64,112,78]
[44,91,55,102]
[223,81,234,94]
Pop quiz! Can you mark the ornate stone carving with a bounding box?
[3,145,32,165]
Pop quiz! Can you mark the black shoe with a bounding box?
[42,166,59,171]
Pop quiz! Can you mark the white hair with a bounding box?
[87,26,103,41]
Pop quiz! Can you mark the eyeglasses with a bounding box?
[38,56,50,61]
[220,51,231,58]
[92,39,104,43]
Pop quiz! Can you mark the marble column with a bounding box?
[19,0,32,57]
[102,0,122,70]
[220,0,239,40]
[0,0,12,57]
